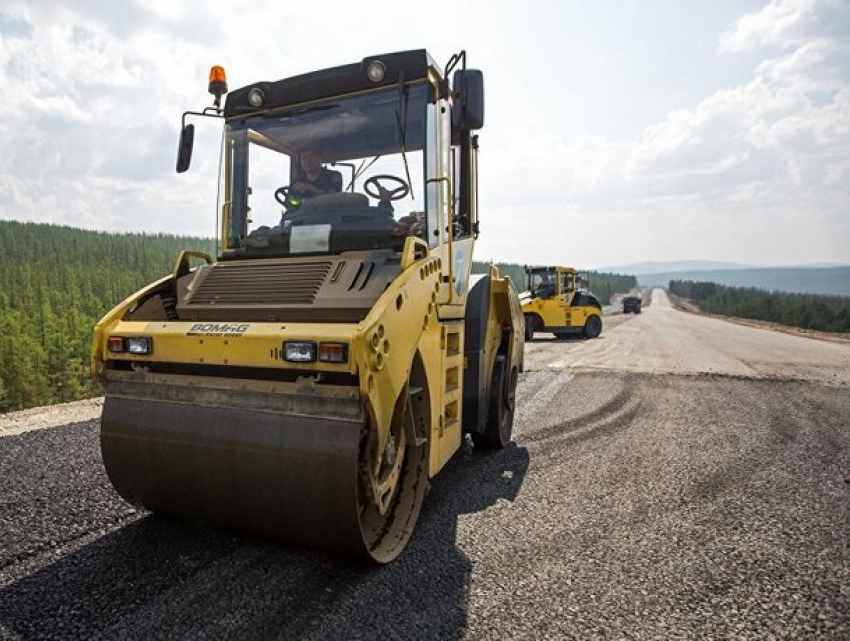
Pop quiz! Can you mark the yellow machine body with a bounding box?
[91,50,523,562]
[520,265,603,340]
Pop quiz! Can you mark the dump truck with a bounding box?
[520,265,602,340]
[91,50,524,563]
[622,295,642,314]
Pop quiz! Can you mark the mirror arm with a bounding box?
[177,110,224,174]
[181,109,223,129]
[444,50,466,77]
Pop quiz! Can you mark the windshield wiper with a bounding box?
[395,72,414,200]
[350,155,381,189]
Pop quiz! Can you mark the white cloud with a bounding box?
[479,0,850,266]
[0,0,847,268]
[624,7,849,210]
[718,0,816,52]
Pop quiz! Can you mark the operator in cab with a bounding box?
[290,148,343,201]
[534,273,556,299]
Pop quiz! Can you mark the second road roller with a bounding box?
[91,50,525,562]
[521,265,603,340]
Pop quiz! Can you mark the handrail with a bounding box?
[173,250,213,281]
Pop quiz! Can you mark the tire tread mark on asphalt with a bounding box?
[683,381,850,506]
[521,384,635,446]
[513,370,575,436]
[529,395,644,458]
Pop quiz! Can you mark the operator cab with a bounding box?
[225,82,431,256]
[527,267,577,300]
[175,49,485,294]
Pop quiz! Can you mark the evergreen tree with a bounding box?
[0,220,215,412]
[669,279,850,333]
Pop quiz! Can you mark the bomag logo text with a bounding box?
[187,323,250,337]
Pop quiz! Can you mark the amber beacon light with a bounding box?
[208,65,228,109]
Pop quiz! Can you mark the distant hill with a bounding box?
[599,260,754,274]
[638,266,850,297]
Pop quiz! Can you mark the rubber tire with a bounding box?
[473,355,517,449]
[524,315,535,342]
[583,315,602,339]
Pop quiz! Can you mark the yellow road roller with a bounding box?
[521,265,602,340]
[91,50,524,563]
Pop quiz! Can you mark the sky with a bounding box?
[0,0,848,269]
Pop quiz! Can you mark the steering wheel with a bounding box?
[275,185,300,209]
[364,175,409,202]
[274,185,290,206]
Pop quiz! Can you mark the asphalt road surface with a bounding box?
[1,290,848,639]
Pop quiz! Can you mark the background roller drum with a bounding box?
[463,273,524,450]
[524,314,537,342]
[583,315,602,339]
[472,354,517,449]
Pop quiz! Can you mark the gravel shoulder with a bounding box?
[0,398,103,437]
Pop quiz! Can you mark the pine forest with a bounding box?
[0,220,642,414]
[669,280,850,333]
[0,220,215,412]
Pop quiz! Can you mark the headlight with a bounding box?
[284,341,316,362]
[108,336,153,355]
[247,87,265,108]
[366,60,386,83]
[126,336,153,355]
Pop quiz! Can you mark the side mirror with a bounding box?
[452,69,484,131]
[176,123,195,173]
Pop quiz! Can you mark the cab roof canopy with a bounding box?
[224,49,437,119]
